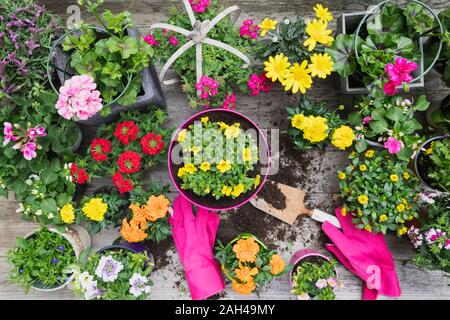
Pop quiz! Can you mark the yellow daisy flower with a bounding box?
[365,149,375,158]
[313,4,333,22]
[398,226,407,236]
[303,19,334,51]
[359,165,367,172]
[264,53,291,82]
[282,61,313,94]
[338,171,346,180]
[403,172,410,180]
[358,194,368,205]
[309,53,334,79]
[390,174,399,182]
[258,18,278,37]
[379,214,388,222]
[396,203,405,213]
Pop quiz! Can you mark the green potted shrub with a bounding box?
[7,226,91,292]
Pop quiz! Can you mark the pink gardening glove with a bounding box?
[170,195,225,300]
[322,207,401,300]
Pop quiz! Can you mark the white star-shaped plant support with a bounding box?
[149,0,251,96]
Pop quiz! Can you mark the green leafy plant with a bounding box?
[350,94,430,161]
[175,117,260,200]
[7,228,76,292]
[70,248,154,300]
[291,258,340,300]
[339,150,420,235]
[420,139,450,192]
[60,0,153,115]
[287,97,347,150]
[0,0,62,100]
[408,194,449,274]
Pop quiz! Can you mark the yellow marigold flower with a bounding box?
[396,203,406,213]
[302,116,329,143]
[364,225,372,232]
[269,254,285,275]
[258,18,278,37]
[201,116,209,124]
[338,171,346,180]
[235,264,259,283]
[231,184,245,197]
[233,237,260,263]
[82,198,108,222]
[145,195,170,222]
[358,194,368,205]
[217,160,232,173]
[314,4,333,22]
[177,129,187,142]
[425,147,432,155]
[359,165,367,172]
[224,125,240,139]
[177,167,186,177]
[254,175,261,188]
[390,174,399,182]
[221,185,232,196]
[403,172,410,180]
[282,61,312,94]
[184,163,197,174]
[264,53,291,82]
[200,162,211,171]
[303,19,334,51]
[291,114,305,130]
[242,148,252,162]
[379,214,388,222]
[365,149,375,158]
[232,279,256,294]
[331,125,355,150]
[309,53,334,79]
[60,204,75,224]
[191,145,202,154]
[398,226,407,236]
[341,207,347,216]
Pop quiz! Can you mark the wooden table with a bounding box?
[0,0,449,300]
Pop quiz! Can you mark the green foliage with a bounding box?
[7,228,76,292]
[286,97,346,150]
[339,150,420,235]
[426,139,450,192]
[291,259,338,300]
[62,2,153,109]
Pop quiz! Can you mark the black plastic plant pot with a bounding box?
[49,27,166,126]
[97,244,155,270]
[414,134,450,192]
[168,109,271,212]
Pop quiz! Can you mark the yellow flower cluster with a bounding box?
[291,114,329,143]
[331,125,355,150]
[60,203,75,224]
[222,183,245,197]
[82,198,108,222]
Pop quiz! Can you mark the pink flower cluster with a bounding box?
[248,72,272,96]
[3,122,46,161]
[409,226,450,250]
[383,57,418,96]
[222,93,237,110]
[56,75,103,121]
[383,137,402,154]
[189,0,210,13]
[169,35,179,46]
[195,76,219,100]
[240,19,259,39]
[143,34,159,46]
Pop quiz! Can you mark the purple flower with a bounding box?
[95,255,124,282]
[25,39,40,55]
[51,258,59,264]
[57,245,65,251]
[362,116,372,125]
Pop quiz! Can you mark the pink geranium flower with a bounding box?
[22,142,37,161]
[362,116,372,125]
[240,19,259,39]
[189,0,210,13]
[383,80,399,96]
[195,76,219,100]
[384,137,402,154]
[143,34,159,46]
[3,122,17,146]
[384,57,417,96]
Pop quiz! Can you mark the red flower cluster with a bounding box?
[117,150,142,174]
[112,171,134,194]
[90,138,112,162]
[114,121,139,145]
[70,163,89,184]
[140,132,165,155]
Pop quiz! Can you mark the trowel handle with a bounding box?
[308,209,341,229]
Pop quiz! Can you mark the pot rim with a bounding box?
[167,108,271,211]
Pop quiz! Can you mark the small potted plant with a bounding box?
[48,0,165,125]
[7,226,91,292]
[120,185,172,243]
[168,108,269,211]
[74,108,169,194]
[349,94,430,161]
[215,233,286,295]
[287,97,354,150]
[69,244,154,300]
[289,249,341,300]
[414,135,450,193]
[408,193,449,274]
[339,150,420,235]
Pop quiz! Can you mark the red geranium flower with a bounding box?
[114,121,139,145]
[90,138,112,162]
[140,132,165,155]
[117,150,142,174]
[112,171,134,194]
[70,163,89,184]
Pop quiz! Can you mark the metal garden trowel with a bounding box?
[250,180,341,228]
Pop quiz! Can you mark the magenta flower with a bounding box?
[222,93,236,110]
[189,0,210,13]
[196,76,219,100]
[240,19,259,39]
[3,122,17,146]
[143,34,158,46]
[169,35,179,46]
[22,142,37,160]
[385,57,417,84]
[384,137,402,154]
[362,116,372,125]
[383,80,398,96]
[247,72,272,96]
[28,126,46,140]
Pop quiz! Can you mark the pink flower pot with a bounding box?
[168,108,270,211]
[289,249,338,287]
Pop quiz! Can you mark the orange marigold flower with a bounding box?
[232,238,260,263]
[235,264,259,283]
[232,279,256,295]
[269,254,285,275]
[144,195,170,222]
[129,204,148,229]
[120,218,148,243]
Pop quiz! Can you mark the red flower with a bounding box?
[117,150,142,174]
[140,132,165,155]
[70,163,89,184]
[90,138,112,162]
[112,171,134,194]
[114,121,139,145]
